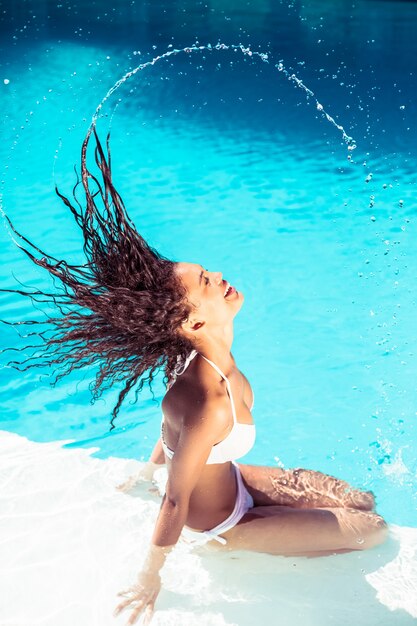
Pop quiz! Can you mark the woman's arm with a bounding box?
[117,438,165,491]
[114,399,229,624]
[149,437,165,464]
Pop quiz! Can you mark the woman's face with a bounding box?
[175,262,243,332]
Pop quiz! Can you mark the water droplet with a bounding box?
[400,105,405,110]
[3,78,10,85]
[356,537,365,545]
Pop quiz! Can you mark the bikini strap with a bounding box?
[199,355,238,424]
[176,350,198,375]
[168,350,198,388]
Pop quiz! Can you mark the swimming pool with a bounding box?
[1,1,417,624]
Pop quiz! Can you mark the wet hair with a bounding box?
[1,130,194,428]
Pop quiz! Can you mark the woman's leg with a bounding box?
[237,464,376,511]
[221,504,388,556]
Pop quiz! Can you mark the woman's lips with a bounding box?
[224,284,237,299]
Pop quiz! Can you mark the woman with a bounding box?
[114,261,387,625]
[2,131,387,626]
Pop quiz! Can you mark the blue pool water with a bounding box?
[1,0,417,537]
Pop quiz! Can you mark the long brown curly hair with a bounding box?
[1,130,194,428]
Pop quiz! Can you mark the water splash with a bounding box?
[82,42,357,157]
[2,42,357,251]
[275,59,356,152]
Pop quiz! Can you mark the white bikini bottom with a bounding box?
[180,462,254,546]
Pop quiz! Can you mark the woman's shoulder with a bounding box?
[162,372,231,427]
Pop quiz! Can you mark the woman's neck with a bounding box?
[193,323,235,371]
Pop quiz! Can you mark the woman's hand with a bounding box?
[114,569,161,625]
[117,462,163,492]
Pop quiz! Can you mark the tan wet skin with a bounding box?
[161,262,253,531]
[162,271,253,529]
[156,262,387,550]
[115,261,388,625]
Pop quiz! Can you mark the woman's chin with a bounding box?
[233,290,244,312]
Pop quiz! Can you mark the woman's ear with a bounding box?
[182,319,205,335]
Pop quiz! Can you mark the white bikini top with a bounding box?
[161,351,256,465]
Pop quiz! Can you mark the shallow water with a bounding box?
[1,430,417,626]
[1,1,417,624]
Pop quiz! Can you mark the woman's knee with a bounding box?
[343,509,388,550]
[364,512,388,548]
